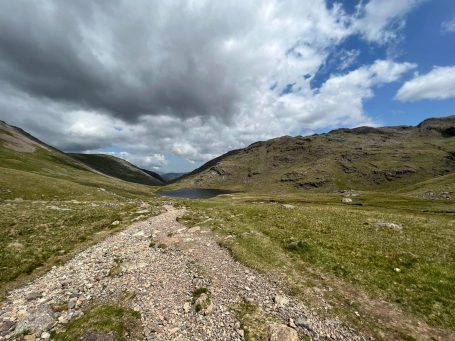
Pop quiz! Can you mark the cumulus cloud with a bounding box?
[352,0,425,43]
[99,152,168,170]
[441,16,455,34]
[396,66,455,101]
[0,0,422,170]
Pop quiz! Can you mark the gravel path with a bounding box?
[0,205,367,340]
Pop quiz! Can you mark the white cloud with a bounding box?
[396,66,455,101]
[338,50,360,71]
[353,0,425,43]
[0,0,422,170]
[95,151,168,170]
[441,16,455,34]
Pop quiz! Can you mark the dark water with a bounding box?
[157,188,233,199]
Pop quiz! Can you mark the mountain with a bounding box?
[70,153,164,186]
[160,172,187,181]
[0,120,161,201]
[176,116,455,193]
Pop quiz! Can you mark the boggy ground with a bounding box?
[0,205,366,341]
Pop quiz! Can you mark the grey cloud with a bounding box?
[0,1,422,170]
[0,0,250,123]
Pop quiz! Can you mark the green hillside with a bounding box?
[70,153,164,186]
[176,116,455,193]
[0,121,162,296]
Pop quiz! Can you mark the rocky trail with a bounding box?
[0,205,367,341]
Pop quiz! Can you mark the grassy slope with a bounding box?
[176,116,455,193]
[398,173,455,199]
[70,153,165,186]
[178,192,455,340]
[0,123,164,297]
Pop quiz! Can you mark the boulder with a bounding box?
[281,204,295,209]
[14,306,55,334]
[267,324,299,341]
[371,222,402,230]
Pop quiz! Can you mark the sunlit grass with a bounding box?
[179,193,455,332]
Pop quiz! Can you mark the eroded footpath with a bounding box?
[0,205,367,340]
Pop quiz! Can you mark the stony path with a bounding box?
[0,205,367,340]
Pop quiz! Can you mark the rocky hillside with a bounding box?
[177,116,455,192]
[70,153,165,186]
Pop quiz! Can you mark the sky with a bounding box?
[0,0,454,173]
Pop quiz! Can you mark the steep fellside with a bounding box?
[0,120,159,200]
[176,116,455,192]
[70,153,165,186]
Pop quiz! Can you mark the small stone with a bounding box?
[41,332,51,339]
[111,220,120,226]
[281,204,295,209]
[288,318,296,329]
[204,302,215,316]
[295,318,310,329]
[267,324,299,341]
[342,197,352,204]
[0,320,15,334]
[371,221,402,230]
[169,327,179,335]
[26,292,42,301]
[273,294,289,307]
[244,296,255,305]
[183,302,191,313]
[58,316,69,324]
[188,226,201,233]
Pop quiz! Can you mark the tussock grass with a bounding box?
[51,304,142,341]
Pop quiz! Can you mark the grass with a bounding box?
[51,304,142,341]
[233,298,279,341]
[176,123,455,194]
[178,192,455,339]
[0,198,163,298]
[191,287,211,312]
[108,257,123,277]
[1,122,454,339]
[69,153,164,186]
[0,138,167,298]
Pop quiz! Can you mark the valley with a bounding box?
[0,119,454,340]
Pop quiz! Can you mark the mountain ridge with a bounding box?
[0,120,164,187]
[175,115,455,193]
